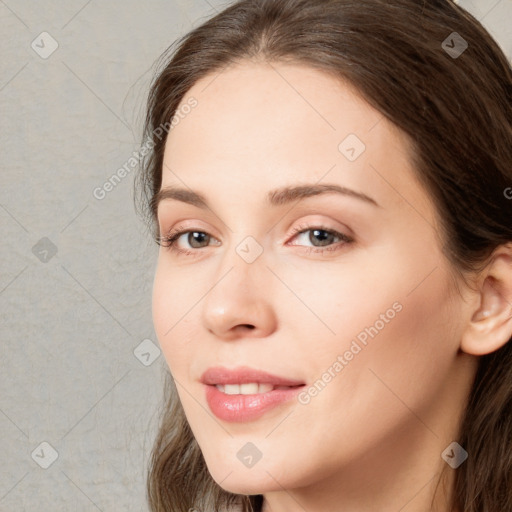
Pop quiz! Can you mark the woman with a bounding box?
[134,0,512,510]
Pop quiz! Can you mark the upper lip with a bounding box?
[200,366,305,386]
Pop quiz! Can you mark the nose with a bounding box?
[201,255,277,340]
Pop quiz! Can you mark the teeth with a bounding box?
[215,383,279,395]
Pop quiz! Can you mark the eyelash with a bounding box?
[155,222,354,257]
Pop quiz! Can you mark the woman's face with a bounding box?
[152,61,476,504]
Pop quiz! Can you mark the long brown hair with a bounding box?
[134,0,512,510]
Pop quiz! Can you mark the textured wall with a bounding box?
[1,0,511,510]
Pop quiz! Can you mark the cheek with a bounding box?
[288,250,459,414]
[381,279,459,394]
[152,263,170,344]
[318,267,458,429]
[151,261,196,375]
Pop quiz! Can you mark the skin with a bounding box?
[152,61,512,512]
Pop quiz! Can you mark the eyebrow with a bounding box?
[153,183,380,215]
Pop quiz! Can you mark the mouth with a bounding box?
[200,365,306,387]
[200,366,306,422]
[213,383,304,394]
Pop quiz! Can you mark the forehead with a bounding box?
[168,61,384,156]
[160,61,431,219]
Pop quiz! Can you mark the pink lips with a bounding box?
[201,366,306,422]
[200,365,305,387]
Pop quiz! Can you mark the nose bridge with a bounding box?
[207,234,268,308]
[213,226,268,287]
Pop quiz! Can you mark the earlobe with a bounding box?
[460,249,512,356]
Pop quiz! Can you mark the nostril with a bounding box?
[232,324,256,334]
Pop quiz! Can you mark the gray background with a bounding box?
[1,1,510,510]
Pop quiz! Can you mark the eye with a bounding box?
[287,223,353,253]
[174,231,210,249]
[155,222,354,256]
[156,225,220,256]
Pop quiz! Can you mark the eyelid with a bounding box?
[159,220,219,240]
[281,215,354,242]
[160,217,349,241]
[285,221,353,246]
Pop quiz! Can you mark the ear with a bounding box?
[460,244,512,356]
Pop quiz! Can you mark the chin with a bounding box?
[209,467,282,495]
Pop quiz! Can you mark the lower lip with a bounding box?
[204,384,305,422]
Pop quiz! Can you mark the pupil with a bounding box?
[310,229,332,247]
[189,232,209,248]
